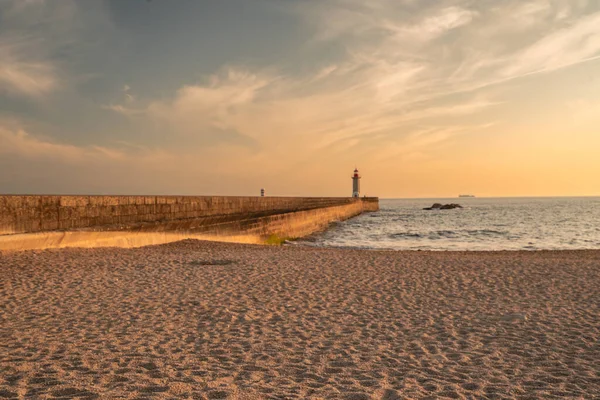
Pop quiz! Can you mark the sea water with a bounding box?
[297,197,600,251]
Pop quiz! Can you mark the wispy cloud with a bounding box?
[0,119,179,172]
[101,62,499,169]
[0,0,113,99]
[101,104,146,116]
[392,6,478,41]
[0,125,121,162]
[295,0,600,101]
[0,0,69,98]
[0,37,59,98]
[28,0,600,162]
[502,10,600,78]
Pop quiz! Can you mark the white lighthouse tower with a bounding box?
[352,168,361,198]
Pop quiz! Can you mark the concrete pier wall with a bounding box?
[0,195,379,251]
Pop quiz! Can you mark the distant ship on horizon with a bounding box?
[459,194,476,198]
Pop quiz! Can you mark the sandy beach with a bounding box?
[1,240,599,399]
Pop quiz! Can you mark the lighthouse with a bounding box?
[352,168,361,198]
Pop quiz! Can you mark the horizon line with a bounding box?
[381,195,600,200]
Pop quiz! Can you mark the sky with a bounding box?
[1,0,599,198]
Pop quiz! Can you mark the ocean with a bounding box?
[296,197,600,251]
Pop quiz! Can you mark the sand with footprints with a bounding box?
[1,240,599,399]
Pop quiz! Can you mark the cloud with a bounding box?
[305,1,476,44]
[138,68,273,148]
[0,125,123,162]
[102,104,146,116]
[0,37,59,98]
[102,85,142,114]
[58,0,600,171]
[400,100,504,123]
[0,118,176,168]
[3,0,599,196]
[148,69,272,124]
[395,6,478,41]
[99,62,499,171]
[0,0,114,99]
[292,0,600,102]
[122,85,135,103]
[0,0,70,98]
[502,10,600,78]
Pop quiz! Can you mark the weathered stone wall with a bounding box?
[0,198,379,251]
[0,196,379,250]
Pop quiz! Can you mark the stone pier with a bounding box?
[0,195,379,251]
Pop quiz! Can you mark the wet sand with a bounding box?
[1,240,599,399]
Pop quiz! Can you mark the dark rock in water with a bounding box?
[422,203,443,210]
[423,203,463,210]
[441,203,463,210]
